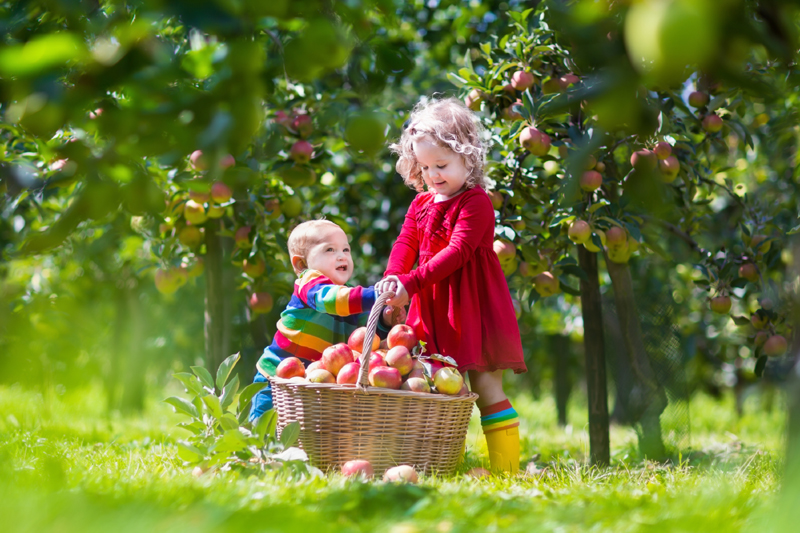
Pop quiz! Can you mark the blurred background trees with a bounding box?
[2,0,800,462]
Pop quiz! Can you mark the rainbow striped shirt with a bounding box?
[256,270,380,377]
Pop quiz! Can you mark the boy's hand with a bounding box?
[382,305,407,327]
[377,275,409,307]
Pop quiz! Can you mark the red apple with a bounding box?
[189,150,207,171]
[755,330,769,347]
[457,382,470,396]
[385,346,414,376]
[183,200,207,225]
[763,335,787,357]
[688,91,709,108]
[488,190,503,210]
[580,170,602,192]
[306,360,326,374]
[387,324,418,351]
[220,154,235,169]
[235,226,251,248]
[510,70,535,91]
[433,367,463,395]
[605,226,627,250]
[703,114,723,133]
[709,296,731,314]
[369,366,402,389]
[290,140,314,164]
[292,114,313,137]
[368,352,386,372]
[249,292,273,314]
[383,465,418,483]
[654,141,672,159]
[534,272,559,297]
[321,343,354,376]
[308,368,335,383]
[659,156,680,183]
[274,110,291,128]
[739,263,759,282]
[336,362,361,385]
[631,149,657,171]
[568,220,591,244]
[401,377,431,393]
[465,467,491,478]
[465,89,483,111]
[493,239,516,263]
[341,460,373,478]
[519,126,551,156]
[242,257,265,278]
[348,327,380,353]
[189,190,210,203]
[210,182,232,203]
[560,73,580,86]
[276,357,306,379]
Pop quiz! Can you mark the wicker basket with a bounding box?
[269,292,478,476]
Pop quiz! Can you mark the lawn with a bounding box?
[0,382,790,532]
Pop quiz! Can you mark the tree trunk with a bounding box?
[205,221,233,372]
[578,246,610,466]
[604,253,667,460]
[603,305,636,424]
[548,334,571,427]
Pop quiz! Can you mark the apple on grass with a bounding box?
[276,357,306,379]
[383,465,418,483]
[342,460,373,478]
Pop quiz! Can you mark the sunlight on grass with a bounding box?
[0,383,788,532]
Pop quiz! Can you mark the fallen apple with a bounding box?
[383,465,418,483]
[341,460,373,478]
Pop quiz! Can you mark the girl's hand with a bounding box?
[381,275,409,307]
[382,305,407,327]
[375,277,397,295]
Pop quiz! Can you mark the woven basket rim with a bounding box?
[269,376,479,403]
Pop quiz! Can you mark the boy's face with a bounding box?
[303,226,354,285]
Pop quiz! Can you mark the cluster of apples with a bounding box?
[275,324,468,395]
[273,110,317,188]
[687,90,724,135]
[340,461,419,483]
[629,141,680,184]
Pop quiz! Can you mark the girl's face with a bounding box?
[413,136,469,199]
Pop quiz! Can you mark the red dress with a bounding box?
[385,188,526,374]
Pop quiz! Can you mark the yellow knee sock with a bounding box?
[485,426,520,473]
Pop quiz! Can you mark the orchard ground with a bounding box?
[0,382,792,533]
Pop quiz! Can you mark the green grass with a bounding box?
[0,382,791,532]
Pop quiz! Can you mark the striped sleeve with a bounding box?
[296,270,376,316]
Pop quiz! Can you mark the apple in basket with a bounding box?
[368,352,386,372]
[400,377,431,393]
[336,362,361,385]
[348,326,380,353]
[321,343,353,376]
[383,465,419,483]
[385,346,414,376]
[369,366,402,389]
[434,367,464,395]
[305,360,326,374]
[307,368,335,383]
[342,460,373,478]
[276,357,306,379]
[387,324,418,350]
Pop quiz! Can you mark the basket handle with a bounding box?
[357,291,393,390]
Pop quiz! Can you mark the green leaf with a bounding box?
[788,224,800,235]
[731,315,752,326]
[587,200,610,213]
[177,421,206,435]
[202,394,223,419]
[280,421,301,448]
[165,397,199,419]
[219,414,240,431]
[191,366,214,389]
[560,264,588,281]
[730,277,749,288]
[213,429,249,453]
[176,441,205,463]
[216,353,240,390]
[173,373,205,396]
[220,374,240,411]
[446,72,467,88]
[463,50,473,72]
[237,381,270,415]
[754,355,767,378]
[253,409,278,442]
[0,33,87,77]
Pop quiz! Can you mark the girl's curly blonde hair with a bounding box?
[390,97,488,192]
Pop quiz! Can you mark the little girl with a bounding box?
[376,97,527,473]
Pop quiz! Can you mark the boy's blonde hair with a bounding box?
[287,219,341,274]
[390,97,488,192]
